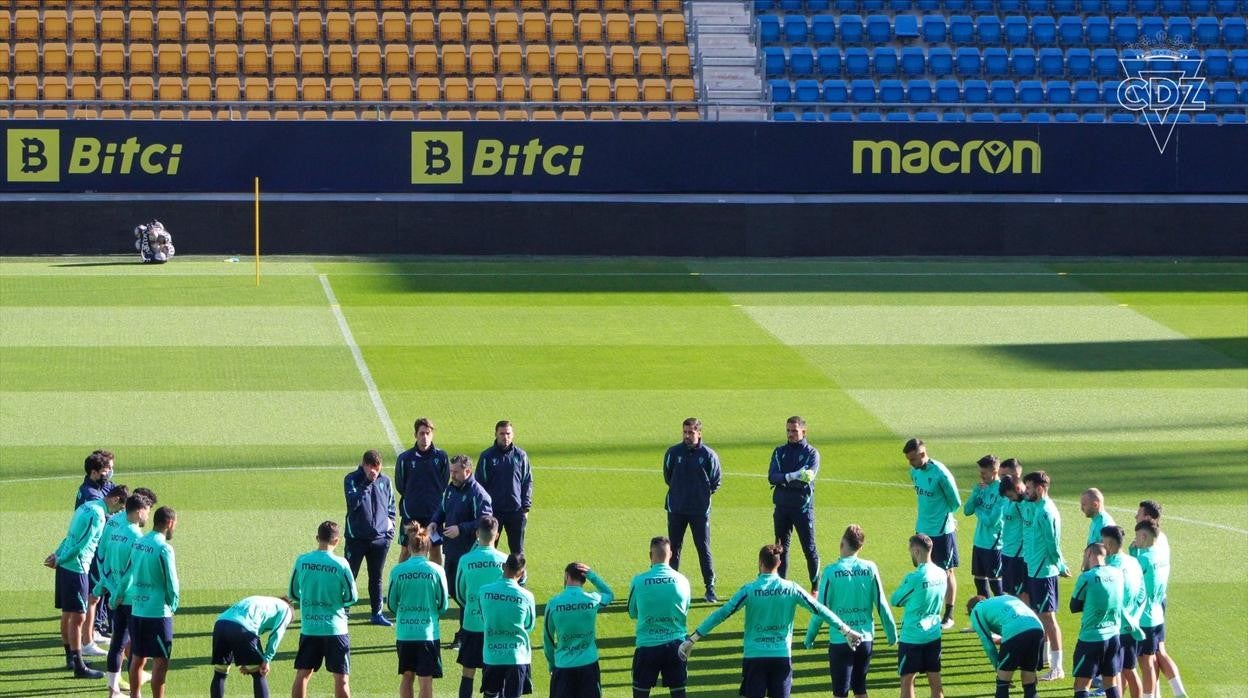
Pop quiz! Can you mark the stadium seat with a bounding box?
[949,15,974,45]
[470,44,495,75]
[769,79,792,101]
[130,76,156,102]
[1038,48,1064,78]
[800,111,826,121]
[879,78,904,102]
[638,46,664,76]
[908,79,932,102]
[1092,48,1119,78]
[387,77,413,101]
[758,15,780,44]
[131,11,156,42]
[496,13,520,43]
[43,76,69,101]
[1054,111,1080,122]
[866,14,892,43]
[811,16,835,43]
[187,43,213,75]
[942,110,966,121]
[773,110,797,121]
[956,48,981,77]
[823,78,848,102]
[1167,17,1192,44]
[1074,79,1100,103]
[840,15,864,43]
[900,47,926,77]
[764,47,786,77]
[990,79,1016,103]
[300,44,325,76]
[1211,80,1238,104]
[606,13,632,43]
[242,44,267,75]
[827,111,853,121]
[1084,16,1110,46]
[1067,48,1092,77]
[441,12,466,43]
[1102,79,1120,104]
[1019,79,1044,103]
[1226,18,1247,45]
[1057,16,1083,45]
[1193,112,1219,123]
[13,10,38,40]
[874,47,898,76]
[935,78,961,102]
[1047,79,1072,103]
[964,78,988,102]
[662,13,686,44]
[790,47,815,76]
[388,12,415,42]
[914,110,939,121]
[970,111,996,121]
[1004,15,1029,46]
[526,45,551,76]
[1031,16,1056,45]
[978,16,1002,45]
[158,77,184,102]
[1113,17,1139,45]
[894,14,918,39]
[1205,49,1230,77]
[929,48,953,77]
[1140,16,1164,41]
[583,45,608,76]
[71,43,96,74]
[578,13,603,44]
[850,78,876,101]
[1025,111,1049,122]
[71,10,97,42]
[845,48,870,77]
[817,48,842,75]
[783,15,808,43]
[385,45,411,76]
[1082,112,1105,122]
[922,15,946,43]
[984,48,1009,78]
[794,78,821,102]
[1233,50,1248,77]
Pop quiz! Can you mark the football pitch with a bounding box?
[1,256,1246,698]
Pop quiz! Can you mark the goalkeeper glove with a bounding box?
[678,632,701,661]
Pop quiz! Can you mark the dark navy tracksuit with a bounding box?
[343,466,396,615]
[767,439,822,587]
[431,474,492,628]
[476,443,532,555]
[394,444,450,540]
[76,476,115,634]
[663,440,722,592]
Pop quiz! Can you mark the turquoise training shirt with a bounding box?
[696,572,847,659]
[807,555,897,647]
[55,499,109,574]
[95,511,141,598]
[288,549,358,636]
[217,596,294,663]
[1086,511,1116,546]
[911,459,961,537]
[387,555,450,642]
[1023,495,1068,578]
[1132,544,1170,629]
[457,543,508,633]
[1106,552,1146,636]
[964,480,1006,550]
[968,595,1043,668]
[1071,565,1125,642]
[627,563,691,648]
[479,578,537,666]
[890,562,947,645]
[114,530,179,619]
[543,570,615,669]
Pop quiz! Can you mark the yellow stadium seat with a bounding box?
[532,109,557,120]
[157,44,184,75]
[476,109,501,120]
[131,11,156,42]
[561,109,587,120]
[13,44,38,74]
[469,45,495,75]
[637,46,662,76]
[213,11,238,43]
[243,77,269,100]
[186,44,212,75]
[529,76,554,101]
[417,109,443,120]
[577,13,602,43]
[159,108,186,121]
[495,12,519,43]
[156,10,181,42]
[41,108,70,119]
[186,0,211,9]
[573,0,599,11]
[438,12,463,42]
[463,0,489,9]
[328,45,353,75]
[43,42,68,74]
[503,108,527,120]
[590,109,614,120]
[188,76,213,100]
[676,109,698,120]
[326,11,351,42]
[302,76,328,100]
[520,0,546,10]
[273,76,298,100]
[442,44,466,74]
[156,0,184,10]
[295,0,321,11]
[130,76,156,101]
[390,109,416,120]
[444,76,469,101]
[14,10,38,40]
[583,45,607,75]
[297,11,322,42]
[214,44,240,75]
[500,76,525,100]
[670,77,693,102]
[326,0,350,10]
[547,0,573,10]
[466,12,491,42]
[493,44,521,75]
[216,76,242,100]
[666,46,690,76]
[158,76,184,101]
[0,11,9,42]
[406,12,432,42]
[411,44,437,74]
[471,76,497,101]
[525,45,550,76]
[602,0,627,10]
[331,110,357,120]
[273,110,299,120]
[272,44,297,74]
[240,11,265,42]
[609,46,634,77]
[240,0,267,10]
[100,11,125,41]
[387,76,413,100]
[553,46,579,76]
[246,110,272,120]
[521,12,546,43]
[634,14,658,43]
[70,10,96,42]
[656,0,682,10]
[13,76,38,101]
[661,13,685,43]
[647,109,672,120]
[71,43,96,75]
[354,11,379,43]
[585,76,611,101]
[185,11,211,41]
[270,11,295,42]
[435,0,461,9]
[73,108,100,119]
[550,12,574,42]
[242,44,268,75]
[329,76,354,100]
[614,77,639,101]
[379,0,410,9]
[359,76,383,100]
[446,109,471,120]
[641,77,666,101]
[385,45,410,75]
[44,10,70,42]
[303,110,329,120]
[605,13,630,43]
[100,76,126,101]
[0,46,8,75]
[628,0,654,10]
[187,109,215,120]
[556,76,582,101]
[99,109,128,119]
[415,76,440,100]
[300,44,325,75]
[43,76,69,101]
[358,45,382,75]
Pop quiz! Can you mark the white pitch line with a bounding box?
[2,270,1245,278]
[319,274,403,457]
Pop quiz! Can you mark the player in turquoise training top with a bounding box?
[113,504,179,698]
[890,534,948,698]
[965,594,1044,698]
[99,492,150,696]
[455,516,506,698]
[388,523,450,698]
[964,455,1006,599]
[543,562,614,698]
[904,439,962,630]
[289,520,359,698]
[1101,525,1146,698]
[478,553,537,698]
[1080,489,1116,546]
[210,595,294,698]
[1021,470,1069,682]
[804,524,897,698]
[1070,543,1132,698]
[681,544,862,698]
[1133,501,1187,698]
[628,535,692,698]
[997,460,1028,597]
[1132,520,1187,698]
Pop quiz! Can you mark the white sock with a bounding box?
[1143,693,1155,698]
[107,671,119,689]
[1043,639,1051,661]
[1050,650,1063,671]
[1168,676,1187,696]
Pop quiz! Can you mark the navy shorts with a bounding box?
[741,657,792,698]
[1073,636,1122,679]
[211,619,264,668]
[54,567,89,613]
[998,628,1045,672]
[550,661,601,698]
[294,634,350,675]
[897,639,941,677]
[1001,555,1028,596]
[397,640,442,677]
[1025,575,1058,613]
[129,616,174,659]
[1118,633,1138,670]
[828,641,872,697]
[971,546,1003,579]
[1138,624,1165,656]
[457,630,485,669]
[632,640,687,690]
[929,533,960,570]
[482,663,533,697]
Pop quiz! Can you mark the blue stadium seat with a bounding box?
[817,48,842,75]
[827,111,854,121]
[885,111,911,121]
[991,79,1017,103]
[1212,80,1238,103]
[1004,16,1030,46]
[1106,0,1129,11]
[900,47,927,76]
[1233,49,1248,77]
[1093,49,1119,78]
[998,0,1023,11]
[964,79,989,102]
[784,15,810,43]
[879,79,905,102]
[1086,17,1111,46]
[1240,80,1248,103]
[894,15,919,39]
[1110,112,1137,123]
[800,111,826,121]
[823,78,849,101]
[1074,79,1101,103]
[1225,113,1247,123]
[1177,50,1202,77]
[1057,17,1084,45]
[1134,0,1157,12]
[1194,17,1221,45]
[759,16,781,44]
[1102,79,1121,103]
[1047,79,1072,103]
[1055,111,1081,121]
[1167,17,1192,44]
[1213,0,1237,14]
[1205,49,1230,77]
[866,15,892,43]
[812,16,836,43]
[840,15,865,43]
[845,48,871,76]
[929,48,954,76]
[1113,18,1140,45]
[978,16,1003,45]
[1025,111,1050,122]
[972,0,996,10]
[1025,0,1049,13]
[1038,48,1065,77]
[1019,79,1045,103]
[874,47,899,76]
[755,0,776,11]
[922,15,947,43]
[795,78,822,101]
[1080,0,1104,11]
[779,0,804,10]
[957,48,983,76]
[850,78,877,101]
[1193,112,1219,123]
[935,79,963,102]
[1193,82,1211,105]
[835,0,858,9]
[971,111,999,121]
[790,47,815,75]
[985,48,1010,77]
[1011,48,1037,75]
[1083,112,1106,122]
[1052,0,1075,12]
[858,111,883,121]
[950,15,975,44]
[1225,18,1248,45]
[1032,17,1057,45]
[862,0,885,10]
[774,111,798,121]
[807,0,831,9]
[1068,49,1092,77]
[1140,16,1164,42]
[1160,0,1183,12]
[891,0,915,10]
[1187,0,1210,14]
[908,79,933,102]
[769,79,794,101]
[764,47,787,76]
[943,0,968,9]
[942,110,968,121]
[914,110,940,121]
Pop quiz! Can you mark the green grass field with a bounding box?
[1,256,1245,698]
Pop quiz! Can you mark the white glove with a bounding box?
[797,469,815,484]
[677,639,695,662]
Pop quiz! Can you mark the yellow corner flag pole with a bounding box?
[254,176,261,286]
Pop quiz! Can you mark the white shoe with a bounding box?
[940,617,956,630]
[1038,668,1065,681]
[80,643,107,657]
[109,690,125,698]
[141,670,152,684]
[94,631,111,644]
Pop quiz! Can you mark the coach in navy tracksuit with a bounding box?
[767,416,822,588]
[663,417,723,603]
[343,449,397,626]
[394,417,450,564]
[431,454,493,645]
[476,420,532,555]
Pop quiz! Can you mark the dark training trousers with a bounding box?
[773,508,820,587]
[667,512,715,591]
[495,511,527,555]
[345,537,391,615]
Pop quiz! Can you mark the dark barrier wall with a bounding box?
[4,121,1248,194]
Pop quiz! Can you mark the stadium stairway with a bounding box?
[690,0,768,118]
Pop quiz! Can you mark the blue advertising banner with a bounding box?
[2,121,1245,194]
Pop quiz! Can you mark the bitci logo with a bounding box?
[1116,49,1206,155]
[411,131,464,184]
[6,129,61,183]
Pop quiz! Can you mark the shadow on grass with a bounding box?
[52,262,142,268]
[991,337,1248,371]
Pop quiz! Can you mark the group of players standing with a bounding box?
[46,418,1189,698]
